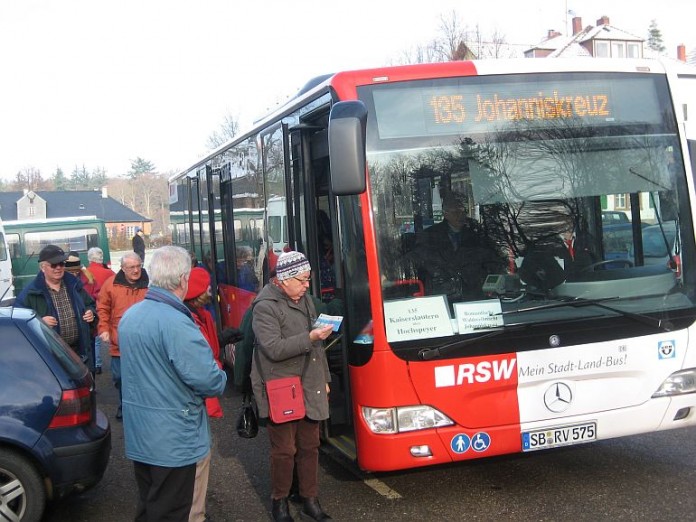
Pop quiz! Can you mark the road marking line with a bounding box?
[363,478,403,499]
[320,442,402,500]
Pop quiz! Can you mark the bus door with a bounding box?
[208,163,243,329]
[287,118,353,436]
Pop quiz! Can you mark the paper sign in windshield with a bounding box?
[384,295,453,342]
[454,300,503,334]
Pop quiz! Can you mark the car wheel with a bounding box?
[0,450,46,522]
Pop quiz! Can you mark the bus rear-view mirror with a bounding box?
[328,100,367,195]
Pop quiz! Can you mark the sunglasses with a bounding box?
[50,262,66,269]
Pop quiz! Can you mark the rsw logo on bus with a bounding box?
[434,358,517,387]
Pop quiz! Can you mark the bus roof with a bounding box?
[170,57,690,183]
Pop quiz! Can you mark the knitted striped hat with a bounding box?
[275,251,311,281]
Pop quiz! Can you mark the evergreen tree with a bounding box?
[647,19,666,53]
[92,167,108,188]
[127,157,155,179]
[52,167,68,190]
[70,165,91,190]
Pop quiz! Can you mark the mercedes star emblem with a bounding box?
[544,382,573,413]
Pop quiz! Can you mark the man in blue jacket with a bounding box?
[118,246,227,520]
[16,244,96,369]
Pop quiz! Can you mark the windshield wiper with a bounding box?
[418,325,527,361]
[419,295,673,361]
[503,296,673,331]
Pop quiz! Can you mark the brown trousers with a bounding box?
[267,418,320,499]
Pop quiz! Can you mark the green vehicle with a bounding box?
[4,217,111,293]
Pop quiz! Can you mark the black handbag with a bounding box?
[236,393,259,438]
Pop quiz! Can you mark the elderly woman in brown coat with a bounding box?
[251,251,334,522]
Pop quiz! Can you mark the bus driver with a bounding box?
[410,191,506,302]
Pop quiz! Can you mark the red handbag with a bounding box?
[265,375,305,423]
[255,348,310,424]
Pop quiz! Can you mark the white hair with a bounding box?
[120,251,142,265]
[148,246,192,291]
[87,247,104,263]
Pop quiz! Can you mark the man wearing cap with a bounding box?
[132,226,146,263]
[16,244,97,368]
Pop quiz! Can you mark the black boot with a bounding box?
[271,497,294,522]
[300,497,332,521]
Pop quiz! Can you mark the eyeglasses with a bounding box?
[50,262,66,269]
[293,277,311,284]
[123,265,142,271]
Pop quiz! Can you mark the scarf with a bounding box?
[144,287,194,322]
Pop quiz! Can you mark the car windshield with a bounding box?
[358,71,696,344]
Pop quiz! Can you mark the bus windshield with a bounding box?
[360,71,696,344]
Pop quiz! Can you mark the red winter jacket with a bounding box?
[190,306,224,418]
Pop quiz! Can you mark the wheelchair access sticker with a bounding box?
[658,340,676,360]
[471,432,491,452]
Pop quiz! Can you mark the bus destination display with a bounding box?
[371,75,662,139]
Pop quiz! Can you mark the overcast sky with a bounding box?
[1,0,692,182]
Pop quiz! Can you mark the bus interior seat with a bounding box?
[518,249,566,294]
[401,232,417,254]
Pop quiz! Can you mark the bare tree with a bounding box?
[107,177,138,210]
[392,41,441,65]
[206,112,240,150]
[434,10,469,61]
[11,167,49,191]
[107,170,169,236]
[486,28,509,59]
[392,10,510,65]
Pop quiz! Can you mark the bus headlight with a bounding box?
[652,368,696,397]
[362,407,397,434]
[362,405,454,434]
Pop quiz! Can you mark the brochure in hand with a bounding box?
[313,313,343,332]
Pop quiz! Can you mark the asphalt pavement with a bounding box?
[44,345,285,521]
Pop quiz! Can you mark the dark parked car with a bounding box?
[601,210,630,224]
[0,306,111,521]
[603,221,679,272]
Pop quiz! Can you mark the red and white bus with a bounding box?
[170,58,696,472]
